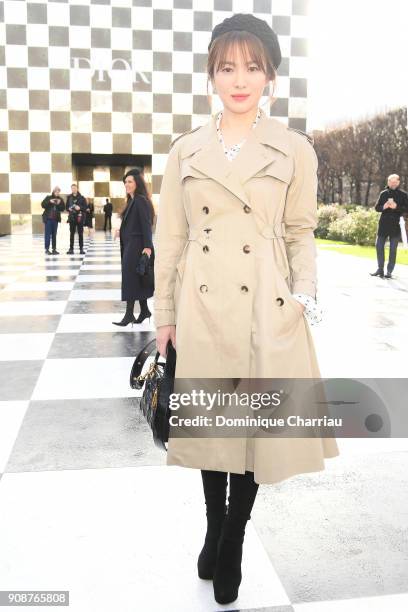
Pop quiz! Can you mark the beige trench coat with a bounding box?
[154,107,339,484]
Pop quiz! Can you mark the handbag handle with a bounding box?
[131,338,176,379]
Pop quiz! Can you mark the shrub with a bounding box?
[327,206,378,245]
[316,204,347,238]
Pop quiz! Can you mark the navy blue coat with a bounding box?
[119,194,155,301]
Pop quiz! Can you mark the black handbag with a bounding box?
[130,337,176,451]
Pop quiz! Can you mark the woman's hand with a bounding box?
[142,248,152,257]
[156,325,176,357]
[113,228,120,240]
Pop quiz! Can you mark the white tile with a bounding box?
[0,466,289,611]
[294,593,408,611]
[84,256,121,262]
[76,274,121,282]
[81,265,121,270]
[23,269,79,277]
[0,333,55,361]
[69,289,121,301]
[56,313,154,333]
[32,357,140,400]
[0,401,29,473]
[0,301,66,316]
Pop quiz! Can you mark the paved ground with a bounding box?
[0,229,407,612]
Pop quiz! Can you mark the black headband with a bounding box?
[208,13,282,71]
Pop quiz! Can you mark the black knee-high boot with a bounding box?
[213,470,259,604]
[197,469,228,579]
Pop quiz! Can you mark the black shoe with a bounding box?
[52,250,59,255]
[45,249,51,255]
[134,310,152,324]
[79,249,85,255]
[385,272,393,278]
[213,526,244,605]
[198,504,227,580]
[66,249,74,255]
[112,313,137,327]
[370,269,384,277]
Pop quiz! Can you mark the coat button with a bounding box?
[204,228,212,234]
[243,205,251,213]
[203,245,209,253]
[202,206,209,214]
[276,297,284,306]
[200,284,208,293]
[243,244,251,253]
[241,285,249,293]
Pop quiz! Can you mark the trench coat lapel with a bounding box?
[182,107,291,209]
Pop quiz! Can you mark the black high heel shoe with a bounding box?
[134,310,152,324]
[213,528,244,605]
[112,313,137,327]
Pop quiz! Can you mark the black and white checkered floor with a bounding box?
[0,230,407,612]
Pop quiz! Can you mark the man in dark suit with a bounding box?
[103,198,113,231]
[370,174,408,278]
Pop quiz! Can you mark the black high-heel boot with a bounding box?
[112,313,137,327]
[113,300,136,327]
[198,470,228,580]
[134,299,151,324]
[197,503,227,579]
[212,470,259,605]
[213,526,244,604]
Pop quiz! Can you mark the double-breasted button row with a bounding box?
[200,284,249,294]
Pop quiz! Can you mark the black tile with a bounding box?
[6,398,164,473]
[0,315,61,333]
[64,300,128,314]
[48,331,155,358]
[0,291,71,301]
[73,282,121,290]
[0,361,44,400]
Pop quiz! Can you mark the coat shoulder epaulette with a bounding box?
[287,127,314,147]
[170,125,202,149]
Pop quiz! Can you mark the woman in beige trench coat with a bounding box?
[154,14,339,606]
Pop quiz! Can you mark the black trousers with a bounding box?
[376,234,399,273]
[69,222,84,250]
[104,214,112,230]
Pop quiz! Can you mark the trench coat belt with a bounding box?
[187,223,286,241]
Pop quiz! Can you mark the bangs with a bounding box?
[207,31,274,79]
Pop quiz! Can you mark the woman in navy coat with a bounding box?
[113,167,155,326]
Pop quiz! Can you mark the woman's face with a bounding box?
[53,188,60,196]
[212,43,269,115]
[124,176,137,196]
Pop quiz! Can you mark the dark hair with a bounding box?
[206,30,277,106]
[71,183,77,188]
[121,167,155,224]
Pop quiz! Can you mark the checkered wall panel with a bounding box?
[0,0,311,235]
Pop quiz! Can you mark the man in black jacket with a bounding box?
[66,183,88,254]
[41,187,65,255]
[103,198,113,231]
[370,174,408,278]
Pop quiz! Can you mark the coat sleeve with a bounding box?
[154,140,189,327]
[283,132,319,299]
[375,192,386,212]
[136,197,154,250]
[41,196,50,210]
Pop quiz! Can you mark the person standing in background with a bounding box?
[66,183,88,255]
[113,168,155,326]
[370,174,408,278]
[84,198,95,237]
[103,198,113,231]
[41,186,65,255]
